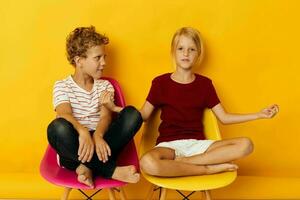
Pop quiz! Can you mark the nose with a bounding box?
[183,49,189,57]
[100,57,106,66]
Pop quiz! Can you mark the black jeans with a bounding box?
[47,106,142,178]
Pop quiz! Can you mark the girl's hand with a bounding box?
[100,90,116,112]
[258,104,279,119]
[78,129,95,163]
[93,134,111,163]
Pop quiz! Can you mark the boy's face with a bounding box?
[175,35,199,70]
[80,45,106,79]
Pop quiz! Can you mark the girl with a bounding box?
[47,26,142,187]
[102,27,279,177]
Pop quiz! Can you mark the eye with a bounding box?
[190,48,196,51]
[177,47,183,50]
[95,56,100,60]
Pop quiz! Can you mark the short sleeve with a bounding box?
[206,80,220,108]
[53,81,69,110]
[146,78,162,108]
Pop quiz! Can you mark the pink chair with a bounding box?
[40,77,139,200]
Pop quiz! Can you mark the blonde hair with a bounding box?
[171,27,204,65]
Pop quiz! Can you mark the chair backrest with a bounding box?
[139,108,221,156]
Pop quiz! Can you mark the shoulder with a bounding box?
[95,79,111,85]
[195,73,212,82]
[95,79,114,91]
[194,73,214,86]
[152,73,171,83]
[53,76,71,89]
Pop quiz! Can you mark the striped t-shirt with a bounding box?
[53,75,114,131]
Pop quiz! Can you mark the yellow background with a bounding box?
[0,0,300,198]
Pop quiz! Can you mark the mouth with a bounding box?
[181,58,190,62]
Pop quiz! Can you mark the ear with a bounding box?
[74,56,82,67]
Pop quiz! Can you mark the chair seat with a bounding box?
[142,171,236,191]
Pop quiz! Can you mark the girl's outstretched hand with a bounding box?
[258,104,279,119]
[100,90,116,112]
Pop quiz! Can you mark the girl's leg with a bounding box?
[176,137,254,165]
[140,147,238,177]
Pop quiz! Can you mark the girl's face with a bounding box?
[79,45,106,79]
[174,35,199,70]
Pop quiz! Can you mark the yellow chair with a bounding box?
[139,109,237,200]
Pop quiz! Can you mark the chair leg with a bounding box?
[202,190,212,200]
[118,187,127,200]
[61,187,72,200]
[159,188,167,200]
[145,184,155,200]
[108,188,117,200]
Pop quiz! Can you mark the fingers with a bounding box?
[96,142,111,163]
[87,145,94,162]
[78,134,94,163]
[78,141,84,159]
[271,104,279,113]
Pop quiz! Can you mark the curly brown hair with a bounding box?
[66,26,109,66]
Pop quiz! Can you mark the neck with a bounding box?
[172,68,195,83]
[72,70,94,86]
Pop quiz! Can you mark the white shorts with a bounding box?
[155,139,215,157]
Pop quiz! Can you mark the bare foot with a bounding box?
[76,164,94,188]
[205,163,238,174]
[112,165,140,183]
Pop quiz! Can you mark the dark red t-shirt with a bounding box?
[146,73,220,144]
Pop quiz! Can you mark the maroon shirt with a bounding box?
[146,73,220,144]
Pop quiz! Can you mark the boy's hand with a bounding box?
[100,90,116,112]
[78,129,94,163]
[93,134,111,163]
[258,104,279,119]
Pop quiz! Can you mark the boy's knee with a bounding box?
[122,106,141,119]
[120,106,143,130]
[47,118,73,139]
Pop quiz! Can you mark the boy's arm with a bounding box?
[93,105,113,162]
[55,103,94,163]
[212,103,279,125]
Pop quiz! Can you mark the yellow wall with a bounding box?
[0,0,300,197]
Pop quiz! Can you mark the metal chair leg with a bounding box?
[61,187,72,200]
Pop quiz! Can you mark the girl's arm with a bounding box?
[140,101,155,121]
[100,91,155,121]
[56,103,94,163]
[212,103,279,125]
